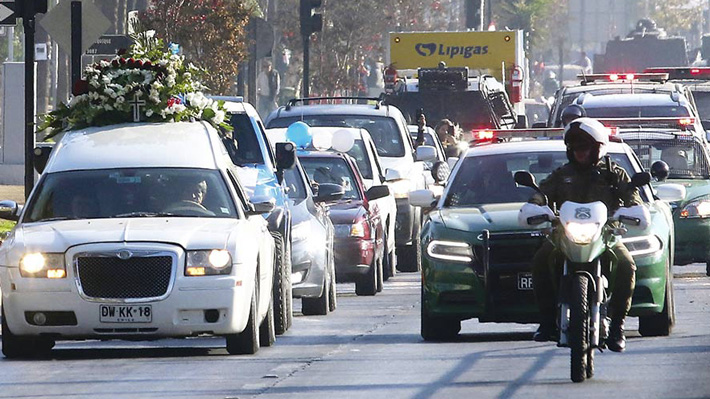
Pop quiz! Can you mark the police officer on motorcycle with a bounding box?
[530,117,642,352]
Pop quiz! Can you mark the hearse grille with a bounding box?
[77,255,173,299]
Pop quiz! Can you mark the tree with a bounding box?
[647,0,703,38]
[140,0,252,94]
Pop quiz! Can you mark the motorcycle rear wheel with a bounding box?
[570,274,590,383]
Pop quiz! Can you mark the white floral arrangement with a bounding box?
[39,33,231,139]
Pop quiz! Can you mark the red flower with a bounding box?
[112,59,119,67]
[167,96,182,107]
[119,58,127,65]
[73,79,89,95]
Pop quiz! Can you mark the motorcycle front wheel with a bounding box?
[570,274,591,383]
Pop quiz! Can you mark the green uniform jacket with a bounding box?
[536,157,643,214]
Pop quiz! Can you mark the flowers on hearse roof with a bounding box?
[39,32,231,140]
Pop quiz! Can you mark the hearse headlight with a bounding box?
[680,198,710,218]
[621,235,663,257]
[20,253,66,278]
[426,240,473,263]
[186,250,232,276]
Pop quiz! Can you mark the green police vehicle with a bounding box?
[409,137,683,341]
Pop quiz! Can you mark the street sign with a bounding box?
[86,34,133,56]
[38,0,110,55]
[0,1,16,26]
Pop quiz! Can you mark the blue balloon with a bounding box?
[286,121,312,149]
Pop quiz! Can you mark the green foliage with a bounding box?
[648,0,703,37]
[140,0,252,95]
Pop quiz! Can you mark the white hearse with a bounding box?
[0,121,277,357]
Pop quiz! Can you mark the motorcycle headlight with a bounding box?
[621,235,663,257]
[426,240,473,263]
[564,222,602,245]
[680,199,710,218]
[387,179,412,199]
[186,250,232,276]
[20,253,66,278]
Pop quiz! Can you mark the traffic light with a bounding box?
[300,0,322,37]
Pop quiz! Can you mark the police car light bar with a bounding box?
[644,67,710,80]
[470,128,565,144]
[578,73,669,84]
[597,117,695,130]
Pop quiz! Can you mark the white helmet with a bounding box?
[563,117,610,163]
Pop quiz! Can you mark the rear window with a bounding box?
[584,105,691,118]
[267,115,405,157]
[299,157,362,200]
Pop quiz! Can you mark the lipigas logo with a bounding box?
[414,42,489,59]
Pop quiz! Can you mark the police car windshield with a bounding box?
[268,116,404,157]
[24,168,239,222]
[622,135,710,179]
[444,151,640,207]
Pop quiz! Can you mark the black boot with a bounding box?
[607,319,626,352]
[533,321,559,342]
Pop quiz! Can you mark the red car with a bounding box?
[298,151,390,296]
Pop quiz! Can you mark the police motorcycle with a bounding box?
[515,170,651,383]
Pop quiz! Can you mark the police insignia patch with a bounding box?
[575,207,592,219]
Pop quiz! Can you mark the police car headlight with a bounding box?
[426,240,473,263]
[20,253,66,278]
[680,198,710,218]
[564,222,602,245]
[621,235,663,257]
[387,179,412,199]
[186,250,232,276]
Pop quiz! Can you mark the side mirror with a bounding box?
[275,142,296,170]
[514,170,537,188]
[365,185,390,201]
[531,122,547,128]
[409,189,436,207]
[314,183,344,203]
[651,160,669,182]
[446,157,459,170]
[246,196,276,215]
[33,143,54,175]
[415,145,437,162]
[515,114,528,129]
[656,183,686,202]
[384,168,404,182]
[431,161,450,184]
[630,171,651,188]
[0,200,20,221]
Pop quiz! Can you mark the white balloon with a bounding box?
[312,130,333,151]
[331,129,355,152]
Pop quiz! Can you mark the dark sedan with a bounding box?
[298,151,390,296]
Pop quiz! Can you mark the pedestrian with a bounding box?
[575,51,593,74]
[257,60,280,118]
[434,119,461,157]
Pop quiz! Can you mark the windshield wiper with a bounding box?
[34,216,73,222]
[112,212,175,218]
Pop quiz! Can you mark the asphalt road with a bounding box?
[0,266,708,399]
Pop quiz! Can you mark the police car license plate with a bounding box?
[517,273,533,290]
[100,305,152,323]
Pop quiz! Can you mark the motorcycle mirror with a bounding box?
[630,171,651,188]
[514,171,537,188]
[650,160,669,182]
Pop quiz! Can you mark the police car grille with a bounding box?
[77,256,173,299]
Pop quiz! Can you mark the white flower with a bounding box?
[99,60,111,68]
[172,104,187,113]
[103,104,113,111]
[115,96,125,104]
[211,110,226,125]
[68,94,88,106]
[89,91,100,100]
[146,109,154,117]
[166,75,176,87]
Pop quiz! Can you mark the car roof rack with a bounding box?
[285,96,383,111]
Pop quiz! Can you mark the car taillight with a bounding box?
[350,216,371,238]
[678,117,695,126]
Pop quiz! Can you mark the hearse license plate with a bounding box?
[517,273,534,290]
[100,305,152,323]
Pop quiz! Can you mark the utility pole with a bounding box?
[300,0,322,99]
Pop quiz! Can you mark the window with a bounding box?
[25,168,238,222]
[299,157,362,200]
[226,113,264,165]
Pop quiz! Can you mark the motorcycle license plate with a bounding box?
[517,272,533,290]
[100,305,152,323]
